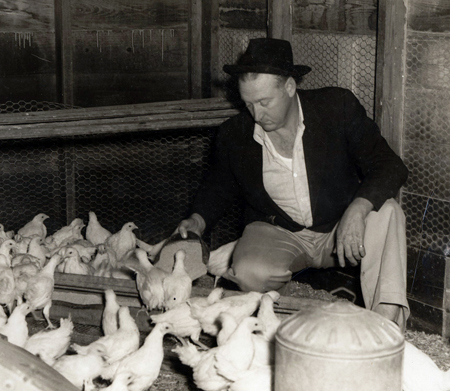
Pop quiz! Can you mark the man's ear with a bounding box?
[285,77,297,97]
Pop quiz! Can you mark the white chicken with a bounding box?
[0,302,31,347]
[58,247,94,275]
[24,253,62,328]
[163,249,192,310]
[173,339,230,391]
[215,316,264,375]
[24,316,74,366]
[216,361,273,391]
[216,311,238,346]
[0,223,10,242]
[105,222,138,266]
[136,237,167,261]
[251,292,281,366]
[0,238,16,267]
[190,290,276,336]
[258,292,281,338]
[0,304,7,327]
[17,213,49,239]
[50,217,85,248]
[86,211,112,246]
[0,239,17,313]
[102,289,120,336]
[403,340,450,391]
[53,344,106,389]
[91,246,112,277]
[126,248,169,311]
[151,288,224,350]
[207,239,238,287]
[14,234,32,254]
[73,306,139,365]
[27,236,49,267]
[66,239,98,264]
[12,256,41,304]
[104,322,173,391]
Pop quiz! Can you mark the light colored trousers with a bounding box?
[224,199,410,326]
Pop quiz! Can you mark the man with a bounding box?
[176,38,409,331]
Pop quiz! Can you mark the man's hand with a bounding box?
[336,198,373,267]
[177,213,206,239]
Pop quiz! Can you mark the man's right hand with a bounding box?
[176,213,206,239]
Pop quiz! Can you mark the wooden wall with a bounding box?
[397,0,450,335]
[0,0,194,108]
[0,0,58,104]
[292,0,377,34]
[218,0,266,30]
[70,0,190,107]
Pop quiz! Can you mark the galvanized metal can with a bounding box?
[274,300,404,391]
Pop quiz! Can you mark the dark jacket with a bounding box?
[192,87,408,233]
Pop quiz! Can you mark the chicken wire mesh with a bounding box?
[402,31,450,257]
[0,100,80,113]
[0,124,244,251]
[292,31,376,119]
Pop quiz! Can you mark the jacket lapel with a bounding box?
[299,90,329,219]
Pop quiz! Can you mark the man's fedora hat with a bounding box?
[223,38,311,78]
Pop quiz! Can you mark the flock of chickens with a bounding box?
[0,211,281,390]
[1,212,450,391]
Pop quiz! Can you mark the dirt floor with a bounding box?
[27,278,450,390]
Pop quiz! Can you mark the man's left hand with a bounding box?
[336,197,373,267]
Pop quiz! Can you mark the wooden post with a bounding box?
[268,0,292,41]
[209,0,220,97]
[189,0,203,99]
[54,0,74,106]
[374,0,407,155]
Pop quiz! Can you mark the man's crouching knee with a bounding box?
[227,262,289,293]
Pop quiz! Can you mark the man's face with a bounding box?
[239,73,293,132]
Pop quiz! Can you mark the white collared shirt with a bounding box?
[253,94,313,227]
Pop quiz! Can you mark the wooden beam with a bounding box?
[205,0,220,97]
[53,272,328,320]
[374,0,406,155]
[268,0,292,41]
[189,0,203,99]
[0,98,239,140]
[54,0,74,106]
[0,98,236,125]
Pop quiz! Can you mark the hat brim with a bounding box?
[223,64,311,78]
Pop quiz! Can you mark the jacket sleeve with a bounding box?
[190,117,243,230]
[340,89,408,210]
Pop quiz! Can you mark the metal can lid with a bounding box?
[276,301,404,359]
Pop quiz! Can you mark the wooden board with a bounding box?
[70,0,189,30]
[218,0,267,30]
[408,0,450,33]
[0,32,56,76]
[0,75,58,104]
[0,0,55,31]
[73,71,190,107]
[0,97,238,139]
[52,272,321,328]
[55,0,74,105]
[71,29,188,72]
[292,0,377,34]
[374,0,406,154]
[268,0,292,41]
